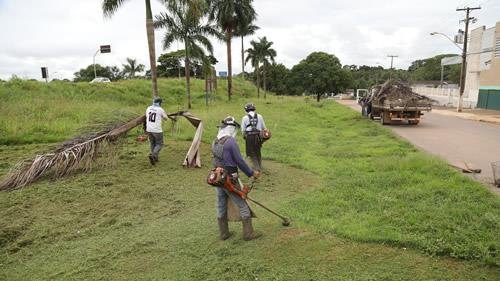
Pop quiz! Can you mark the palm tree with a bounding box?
[155,1,219,109]
[234,22,259,80]
[122,57,145,78]
[102,0,160,98]
[245,40,262,98]
[201,55,218,106]
[257,37,276,99]
[209,0,256,100]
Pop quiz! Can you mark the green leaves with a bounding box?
[288,52,352,98]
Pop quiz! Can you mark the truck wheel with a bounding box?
[380,112,391,125]
[408,120,420,125]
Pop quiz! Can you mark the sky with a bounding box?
[0,0,498,80]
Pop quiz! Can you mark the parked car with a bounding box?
[90,77,111,83]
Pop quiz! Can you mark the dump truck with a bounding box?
[361,80,433,125]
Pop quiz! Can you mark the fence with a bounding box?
[412,87,478,108]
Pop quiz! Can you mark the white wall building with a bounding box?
[413,21,500,109]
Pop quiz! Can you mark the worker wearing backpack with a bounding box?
[241,103,267,171]
[211,116,261,241]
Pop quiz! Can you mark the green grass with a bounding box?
[0,78,499,280]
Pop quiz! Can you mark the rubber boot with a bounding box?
[148,154,156,166]
[242,217,262,241]
[250,157,261,172]
[218,216,231,240]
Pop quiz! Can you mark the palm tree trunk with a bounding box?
[145,0,158,98]
[241,35,245,80]
[263,63,267,99]
[255,62,260,98]
[184,43,191,109]
[226,30,232,101]
[205,72,209,107]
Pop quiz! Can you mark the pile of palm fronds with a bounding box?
[370,79,434,107]
[0,115,145,191]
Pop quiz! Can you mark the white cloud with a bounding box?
[0,0,498,80]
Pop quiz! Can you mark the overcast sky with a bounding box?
[0,0,498,80]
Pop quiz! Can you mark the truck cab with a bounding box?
[355,89,369,102]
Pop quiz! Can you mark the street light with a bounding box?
[93,45,111,79]
[430,32,463,51]
[430,31,467,112]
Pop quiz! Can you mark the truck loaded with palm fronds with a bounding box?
[362,79,433,125]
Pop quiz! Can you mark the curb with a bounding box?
[432,110,500,125]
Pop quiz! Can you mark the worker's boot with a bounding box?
[218,216,231,240]
[242,217,262,241]
[250,157,261,172]
[148,154,155,166]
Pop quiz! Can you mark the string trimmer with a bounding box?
[237,178,291,226]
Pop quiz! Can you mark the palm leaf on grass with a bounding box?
[0,112,204,191]
[0,115,145,191]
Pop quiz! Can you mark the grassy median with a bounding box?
[0,78,498,280]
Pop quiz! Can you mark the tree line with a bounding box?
[253,53,461,99]
[89,0,460,106]
[74,57,145,82]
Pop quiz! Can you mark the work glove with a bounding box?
[253,170,261,179]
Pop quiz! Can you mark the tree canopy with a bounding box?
[408,54,460,83]
[73,64,124,82]
[287,52,352,101]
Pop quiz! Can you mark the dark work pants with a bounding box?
[148,132,164,160]
[245,133,262,171]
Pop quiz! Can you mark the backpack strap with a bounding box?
[245,113,258,130]
[218,135,230,144]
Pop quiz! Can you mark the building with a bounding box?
[469,22,500,110]
[414,21,500,109]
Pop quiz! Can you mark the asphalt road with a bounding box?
[337,100,500,195]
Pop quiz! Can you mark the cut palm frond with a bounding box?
[0,115,145,191]
[0,112,204,191]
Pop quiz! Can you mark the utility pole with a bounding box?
[387,55,398,79]
[456,6,481,112]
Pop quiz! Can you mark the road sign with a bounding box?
[100,45,111,53]
[218,71,227,77]
[41,67,48,79]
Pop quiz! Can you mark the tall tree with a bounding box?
[234,22,259,79]
[102,0,160,98]
[245,40,262,98]
[122,57,145,78]
[256,36,276,99]
[157,50,185,77]
[288,52,352,102]
[155,0,219,109]
[209,0,256,100]
[260,63,290,96]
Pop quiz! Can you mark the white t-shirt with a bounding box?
[146,105,167,133]
[241,111,266,132]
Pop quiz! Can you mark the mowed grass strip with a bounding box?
[0,78,498,275]
[0,141,498,280]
